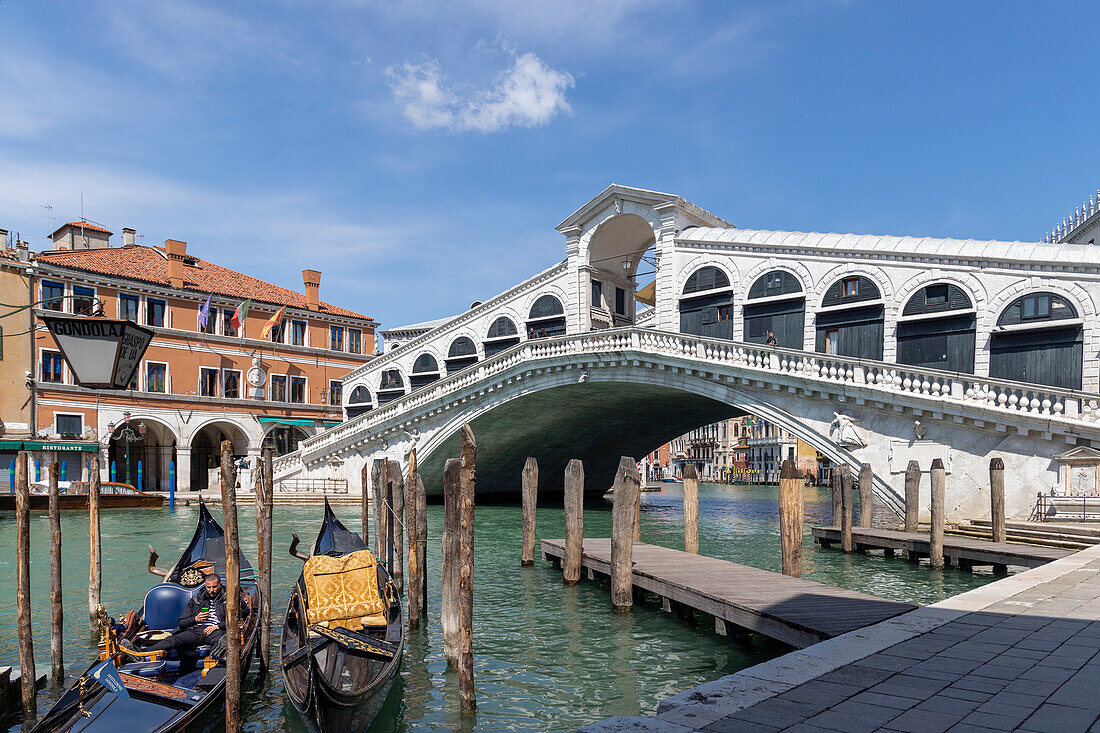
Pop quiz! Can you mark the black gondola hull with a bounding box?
[280,500,405,733]
[31,502,263,732]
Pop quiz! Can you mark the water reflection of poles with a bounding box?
[108,411,145,486]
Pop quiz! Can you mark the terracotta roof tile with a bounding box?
[35,245,375,323]
[52,221,113,236]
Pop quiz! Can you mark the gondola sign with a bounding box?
[41,316,154,390]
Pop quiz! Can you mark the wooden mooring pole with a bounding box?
[49,460,64,683]
[458,425,476,711]
[838,466,853,553]
[521,457,538,566]
[256,448,274,672]
[415,474,428,617]
[361,463,370,547]
[859,462,873,528]
[682,463,699,554]
[372,458,388,559]
[778,459,803,578]
[990,457,1006,543]
[15,451,36,717]
[831,467,842,527]
[220,441,242,733]
[563,459,584,585]
[610,457,641,610]
[441,458,461,666]
[930,458,946,570]
[387,458,405,593]
[407,449,425,626]
[89,455,102,633]
[904,460,920,533]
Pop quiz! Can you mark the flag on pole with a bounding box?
[89,659,130,699]
[260,304,287,341]
[197,293,212,330]
[230,299,250,336]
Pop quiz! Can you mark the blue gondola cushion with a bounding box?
[143,583,200,631]
[119,661,166,677]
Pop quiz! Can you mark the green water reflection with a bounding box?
[0,482,1000,731]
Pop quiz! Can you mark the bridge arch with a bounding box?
[409,363,898,510]
[410,351,442,389]
[483,313,522,357]
[990,290,1085,390]
[678,263,737,340]
[346,385,373,418]
[984,280,1095,390]
[896,281,977,374]
[377,368,406,405]
[814,268,888,360]
[525,291,567,338]
[445,334,480,373]
[742,263,810,349]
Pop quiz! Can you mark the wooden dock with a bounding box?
[541,539,915,649]
[811,525,1073,569]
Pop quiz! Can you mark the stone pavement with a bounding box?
[582,543,1100,732]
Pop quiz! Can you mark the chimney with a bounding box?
[302,269,321,311]
[15,240,29,262]
[122,227,136,247]
[164,239,187,288]
[0,229,7,249]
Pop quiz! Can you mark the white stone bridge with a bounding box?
[274,186,1100,521]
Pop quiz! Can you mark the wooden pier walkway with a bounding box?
[812,525,1073,569]
[541,539,915,649]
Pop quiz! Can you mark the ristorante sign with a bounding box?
[40,316,155,390]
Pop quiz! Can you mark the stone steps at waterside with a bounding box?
[951,520,1099,549]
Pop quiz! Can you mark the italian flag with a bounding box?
[230,299,250,335]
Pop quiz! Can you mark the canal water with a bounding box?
[1,483,1002,731]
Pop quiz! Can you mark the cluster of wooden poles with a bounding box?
[360,425,473,711]
[825,457,1008,571]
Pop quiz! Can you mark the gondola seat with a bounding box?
[143,583,201,631]
[119,661,168,677]
[302,549,386,630]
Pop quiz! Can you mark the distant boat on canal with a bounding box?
[0,481,164,510]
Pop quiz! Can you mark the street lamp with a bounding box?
[108,412,146,487]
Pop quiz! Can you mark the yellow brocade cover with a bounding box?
[303,549,386,629]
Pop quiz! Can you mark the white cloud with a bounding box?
[386,51,574,133]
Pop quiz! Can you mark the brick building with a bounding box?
[16,222,377,492]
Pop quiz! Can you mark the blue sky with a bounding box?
[2,1,1098,334]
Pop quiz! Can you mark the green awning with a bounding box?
[0,440,24,450]
[257,417,317,427]
[321,420,341,427]
[18,441,99,452]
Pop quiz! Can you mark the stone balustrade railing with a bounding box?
[272,327,1100,475]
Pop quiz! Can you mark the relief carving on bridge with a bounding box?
[830,411,866,448]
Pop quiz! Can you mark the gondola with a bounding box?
[32,501,261,732]
[280,498,404,732]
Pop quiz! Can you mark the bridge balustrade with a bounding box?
[276,327,1098,476]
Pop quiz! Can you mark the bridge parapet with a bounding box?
[275,327,1100,486]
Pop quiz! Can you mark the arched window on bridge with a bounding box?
[483,316,520,357]
[410,353,441,389]
[815,275,884,359]
[679,266,734,340]
[990,292,1083,390]
[446,336,479,373]
[896,283,976,374]
[377,369,405,406]
[347,385,372,419]
[744,270,804,348]
[527,294,566,338]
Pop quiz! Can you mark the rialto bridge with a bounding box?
[273,185,1100,521]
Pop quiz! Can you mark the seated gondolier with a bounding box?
[124,571,248,671]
